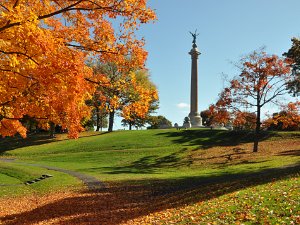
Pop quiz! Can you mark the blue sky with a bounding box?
[117,0,300,129]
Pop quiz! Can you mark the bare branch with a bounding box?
[262,77,286,103]
[262,83,289,107]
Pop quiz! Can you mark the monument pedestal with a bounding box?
[189,112,202,127]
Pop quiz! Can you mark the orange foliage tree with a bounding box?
[0,0,156,138]
[205,104,256,130]
[206,88,232,127]
[207,104,231,127]
[263,102,300,131]
[215,50,293,152]
[88,62,158,132]
[120,69,159,130]
[232,111,256,130]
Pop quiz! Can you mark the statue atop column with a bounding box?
[189,30,199,47]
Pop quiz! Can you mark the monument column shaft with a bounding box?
[187,31,202,127]
[190,56,198,114]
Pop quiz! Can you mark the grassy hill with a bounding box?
[1,129,299,192]
[0,129,299,224]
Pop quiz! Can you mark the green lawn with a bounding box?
[0,129,299,195]
[0,162,82,197]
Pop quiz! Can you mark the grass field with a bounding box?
[0,162,82,198]
[0,128,299,224]
[125,173,300,225]
[1,129,299,191]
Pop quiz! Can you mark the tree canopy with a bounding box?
[263,102,300,131]
[0,0,156,138]
[147,115,172,129]
[283,38,300,96]
[88,61,158,132]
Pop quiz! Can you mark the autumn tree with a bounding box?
[121,98,159,130]
[89,62,116,131]
[88,61,158,132]
[207,88,232,127]
[85,95,108,131]
[203,104,256,130]
[0,0,156,138]
[263,102,300,131]
[283,38,300,96]
[208,106,231,127]
[232,111,256,130]
[89,61,129,132]
[218,50,293,152]
[120,69,159,130]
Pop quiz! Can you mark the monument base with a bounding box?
[188,112,202,127]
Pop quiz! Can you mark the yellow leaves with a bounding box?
[9,55,20,67]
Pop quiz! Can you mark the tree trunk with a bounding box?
[28,120,32,133]
[129,122,132,130]
[49,122,55,138]
[253,105,261,152]
[108,110,115,132]
[96,106,100,131]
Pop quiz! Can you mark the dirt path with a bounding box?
[0,158,106,191]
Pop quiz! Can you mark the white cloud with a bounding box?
[177,103,190,109]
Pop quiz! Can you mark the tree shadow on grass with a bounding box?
[1,164,299,225]
[156,129,300,149]
[101,149,270,175]
[102,148,192,174]
[277,149,300,156]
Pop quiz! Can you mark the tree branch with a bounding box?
[260,75,276,101]
[0,68,37,80]
[0,50,39,65]
[66,43,117,54]
[0,4,9,11]
[38,0,85,20]
[0,0,123,32]
[262,83,288,107]
[13,0,20,8]
[84,77,100,85]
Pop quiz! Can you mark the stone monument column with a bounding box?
[188,31,202,127]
